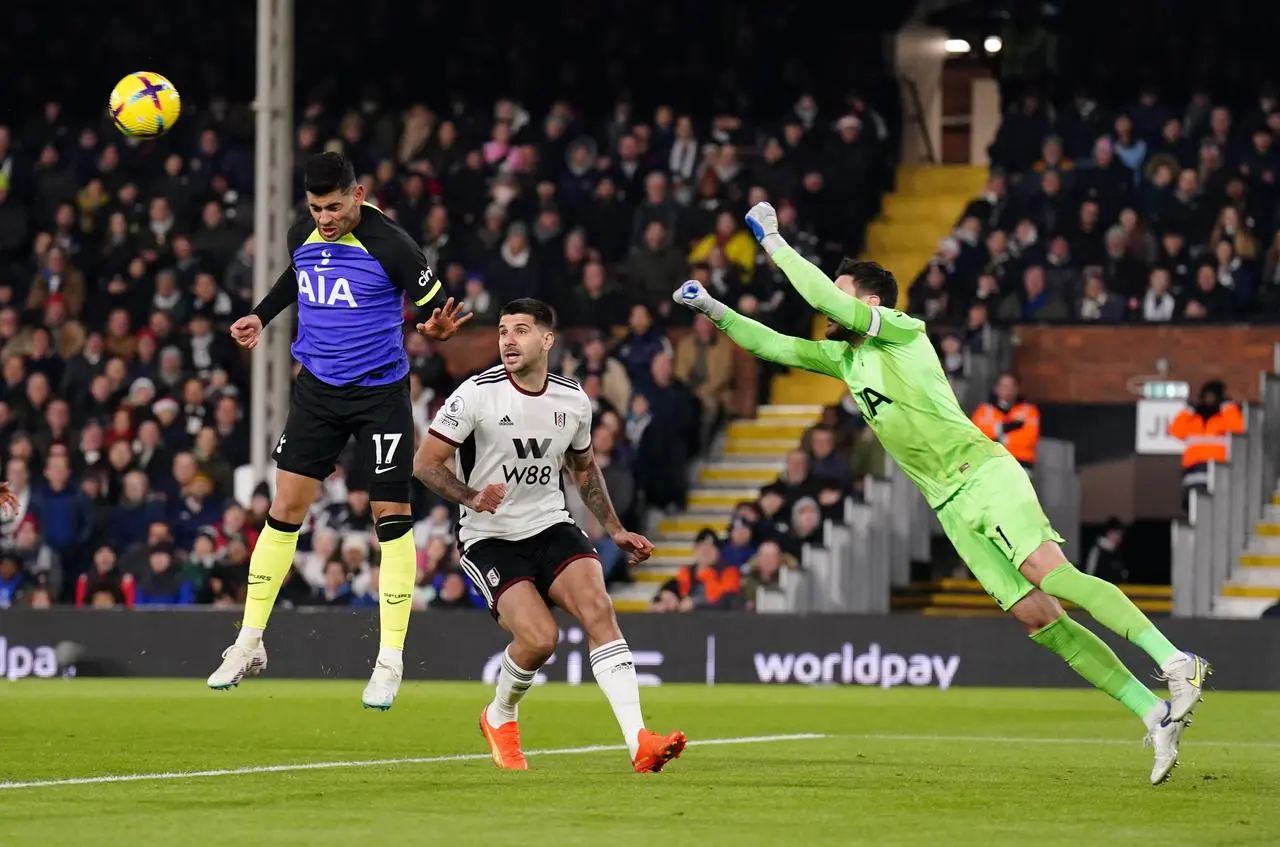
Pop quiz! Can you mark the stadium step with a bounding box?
[722,439,802,458]
[755,404,824,418]
[865,220,950,255]
[1211,595,1275,618]
[1239,552,1280,567]
[1258,523,1280,536]
[769,370,847,407]
[699,464,783,486]
[1220,584,1280,599]
[688,488,760,510]
[881,192,977,227]
[894,164,989,196]
[657,516,731,538]
[631,566,681,584]
[1223,567,1280,588]
[651,543,693,560]
[726,420,814,440]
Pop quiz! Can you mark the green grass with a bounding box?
[1,681,1277,846]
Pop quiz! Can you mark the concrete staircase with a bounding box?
[1213,492,1280,618]
[608,165,988,613]
[609,404,823,611]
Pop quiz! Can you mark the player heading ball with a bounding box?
[413,299,687,773]
[208,153,472,710]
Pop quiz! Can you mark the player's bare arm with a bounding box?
[413,431,506,513]
[564,447,654,564]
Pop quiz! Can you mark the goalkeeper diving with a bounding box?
[673,201,1211,785]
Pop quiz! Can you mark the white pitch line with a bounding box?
[845,732,1280,749]
[0,733,825,791]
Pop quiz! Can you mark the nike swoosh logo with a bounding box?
[374,465,396,475]
[385,597,409,605]
[1186,656,1204,688]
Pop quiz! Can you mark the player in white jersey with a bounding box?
[414,298,687,773]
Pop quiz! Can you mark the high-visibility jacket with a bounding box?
[1168,402,1245,469]
[676,564,741,605]
[971,399,1040,465]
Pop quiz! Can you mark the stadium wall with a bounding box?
[2,612,1277,690]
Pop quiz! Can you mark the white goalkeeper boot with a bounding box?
[207,640,268,690]
[1143,700,1182,785]
[1160,651,1211,722]
[361,654,403,711]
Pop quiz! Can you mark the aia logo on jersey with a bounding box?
[554,412,566,429]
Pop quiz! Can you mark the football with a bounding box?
[108,72,181,138]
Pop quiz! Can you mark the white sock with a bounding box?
[235,626,264,648]
[589,639,645,758]
[377,645,403,667]
[486,648,536,728]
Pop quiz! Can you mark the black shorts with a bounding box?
[459,522,599,617]
[273,368,414,502]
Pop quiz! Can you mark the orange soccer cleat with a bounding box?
[632,728,687,773]
[479,707,528,770]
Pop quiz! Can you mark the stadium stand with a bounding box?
[0,0,906,613]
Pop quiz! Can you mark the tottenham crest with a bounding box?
[554,411,566,429]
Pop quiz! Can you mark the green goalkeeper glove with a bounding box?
[672,280,728,321]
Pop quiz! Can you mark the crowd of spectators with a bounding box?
[0,43,896,609]
[650,403,885,612]
[911,87,1280,353]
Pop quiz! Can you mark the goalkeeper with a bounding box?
[673,201,1210,786]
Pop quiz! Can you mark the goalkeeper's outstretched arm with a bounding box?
[743,202,918,343]
[671,282,840,378]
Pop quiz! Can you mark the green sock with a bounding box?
[377,524,417,651]
[1030,614,1162,720]
[1040,563,1180,666]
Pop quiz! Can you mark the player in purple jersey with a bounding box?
[208,153,469,710]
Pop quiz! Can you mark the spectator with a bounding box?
[998,264,1068,322]
[804,425,852,491]
[133,544,194,605]
[1138,267,1178,322]
[74,543,133,607]
[0,551,23,608]
[309,560,352,607]
[742,540,799,612]
[720,517,758,568]
[1169,380,1245,502]
[564,330,632,415]
[616,303,671,383]
[673,314,734,443]
[429,571,476,609]
[633,352,698,511]
[1084,518,1130,583]
[971,373,1041,470]
[623,219,687,314]
[563,261,627,332]
[652,528,741,612]
[28,454,92,587]
[109,470,165,550]
[12,516,63,599]
[1076,268,1125,322]
[688,211,756,283]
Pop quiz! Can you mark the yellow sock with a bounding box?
[376,518,416,651]
[242,518,300,632]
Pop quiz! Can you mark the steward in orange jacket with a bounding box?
[971,373,1040,469]
[1168,380,1245,491]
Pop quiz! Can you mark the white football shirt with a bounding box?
[428,365,592,545]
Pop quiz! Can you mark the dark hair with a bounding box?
[834,258,898,309]
[499,298,557,329]
[303,152,356,195]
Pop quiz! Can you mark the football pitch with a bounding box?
[2,681,1277,846]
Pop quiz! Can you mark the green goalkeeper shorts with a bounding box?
[935,454,1065,611]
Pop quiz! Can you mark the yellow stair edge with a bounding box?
[701,467,781,482]
[658,518,730,535]
[1222,585,1280,598]
[1255,524,1280,536]
[613,598,650,613]
[1239,554,1280,568]
[652,545,692,559]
